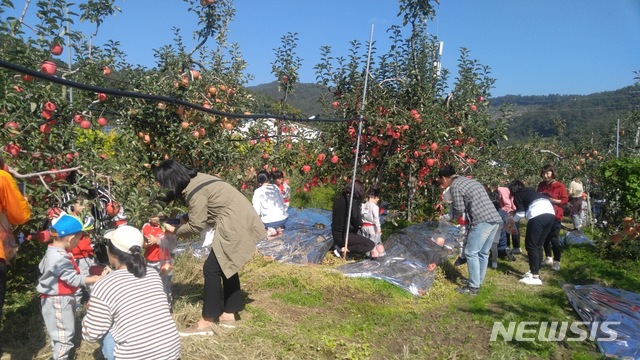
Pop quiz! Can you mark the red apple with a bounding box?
[452,139,460,146]
[469,104,477,112]
[35,230,51,243]
[44,101,56,112]
[4,143,20,157]
[190,69,200,79]
[99,153,107,160]
[330,155,339,164]
[301,165,311,173]
[50,43,63,56]
[103,66,111,75]
[97,93,107,102]
[21,74,33,82]
[80,120,91,129]
[39,124,52,134]
[317,153,326,162]
[105,202,120,216]
[4,122,19,131]
[425,158,435,167]
[13,85,23,93]
[97,117,108,126]
[73,114,84,123]
[282,75,289,83]
[429,142,438,152]
[65,153,74,163]
[477,96,485,102]
[262,153,269,159]
[331,101,339,110]
[40,61,57,75]
[89,264,104,276]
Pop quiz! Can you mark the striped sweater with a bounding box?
[82,267,180,360]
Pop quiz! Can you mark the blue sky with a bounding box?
[6,0,640,96]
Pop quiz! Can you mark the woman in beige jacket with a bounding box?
[154,160,265,335]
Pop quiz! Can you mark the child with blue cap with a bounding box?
[37,214,104,360]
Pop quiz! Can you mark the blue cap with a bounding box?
[51,214,85,237]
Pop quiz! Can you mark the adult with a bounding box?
[252,170,288,237]
[82,225,180,360]
[0,155,31,324]
[154,160,265,334]
[507,180,556,285]
[568,176,585,230]
[536,164,568,271]
[496,185,521,254]
[438,165,502,295]
[331,180,376,258]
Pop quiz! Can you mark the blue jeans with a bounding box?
[101,332,115,360]
[464,222,500,288]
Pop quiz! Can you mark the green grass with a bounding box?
[1,235,637,359]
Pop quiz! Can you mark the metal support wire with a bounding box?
[342,24,375,260]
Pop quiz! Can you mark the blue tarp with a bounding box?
[256,208,334,264]
[563,283,640,359]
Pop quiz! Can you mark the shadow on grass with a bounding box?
[1,295,47,359]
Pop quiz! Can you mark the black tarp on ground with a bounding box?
[563,283,640,359]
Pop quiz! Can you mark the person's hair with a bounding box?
[256,170,270,185]
[508,180,525,195]
[540,164,556,179]
[344,180,364,200]
[153,160,198,202]
[271,170,284,181]
[438,164,456,178]
[367,188,380,199]
[488,190,500,210]
[107,240,147,278]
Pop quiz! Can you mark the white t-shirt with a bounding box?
[252,184,288,224]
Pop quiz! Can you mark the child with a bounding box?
[37,214,102,360]
[142,216,173,304]
[67,197,97,305]
[271,170,291,210]
[361,189,385,257]
[252,170,288,237]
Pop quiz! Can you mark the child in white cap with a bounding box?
[37,214,103,360]
[82,225,180,360]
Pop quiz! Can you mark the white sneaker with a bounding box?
[266,228,278,237]
[491,261,498,269]
[519,273,543,285]
[551,261,560,271]
[543,257,553,266]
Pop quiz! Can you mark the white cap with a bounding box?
[104,225,144,254]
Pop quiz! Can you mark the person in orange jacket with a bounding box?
[0,155,31,324]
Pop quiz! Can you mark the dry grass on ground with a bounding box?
[1,240,606,360]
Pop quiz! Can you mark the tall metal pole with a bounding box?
[342,24,375,260]
[616,118,620,158]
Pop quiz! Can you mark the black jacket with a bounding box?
[331,192,362,234]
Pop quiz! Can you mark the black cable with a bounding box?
[0,58,355,123]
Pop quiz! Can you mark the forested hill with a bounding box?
[248,82,640,144]
[493,85,639,144]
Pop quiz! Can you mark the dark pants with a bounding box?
[525,214,555,275]
[543,219,562,262]
[332,231,375,256]
[0,260,6,322]
[202,249,243,320]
